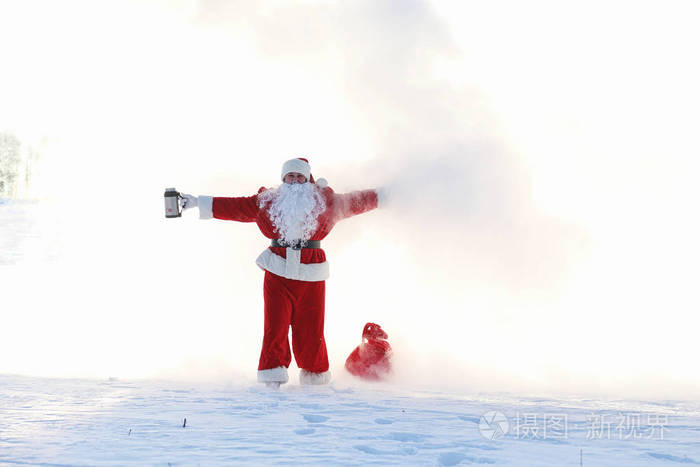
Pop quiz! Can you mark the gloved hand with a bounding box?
[180,193,198,210]
[376,186,391,207]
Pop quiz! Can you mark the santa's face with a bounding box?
[283,172,307,184]
[259,181,326,242]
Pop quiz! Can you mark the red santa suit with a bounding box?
[197,174,378,384]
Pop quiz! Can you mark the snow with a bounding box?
[0,199,60,265]
[1,374,700,466]
[3,200,700,465]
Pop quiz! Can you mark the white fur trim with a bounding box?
[315,178,328,188]
[285,247,301,278]
[198,195,213,219]
[255,248,329,282]
[376,187,390,208]
[281,158,311,181]
[257,366,289,383]
[299,369,331,385]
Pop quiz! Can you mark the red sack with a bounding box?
[345,323,393,380]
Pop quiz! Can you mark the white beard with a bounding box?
[258,182,326,243]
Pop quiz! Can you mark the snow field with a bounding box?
[1,375,699,466]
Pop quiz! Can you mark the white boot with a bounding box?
[258,366,289,386]
[299,369,331,385]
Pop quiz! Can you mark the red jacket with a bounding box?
[204,186,378,281]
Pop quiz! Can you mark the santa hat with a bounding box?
[281,157,327,188]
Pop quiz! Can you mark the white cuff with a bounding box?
[299,369,331,385]
[376,187,390,208]
[198,195,213,220]
[258,366,289,384]
[255,249,330,282]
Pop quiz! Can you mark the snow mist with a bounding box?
[2,0,699,399]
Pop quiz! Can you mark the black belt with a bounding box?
[271,239,321,250]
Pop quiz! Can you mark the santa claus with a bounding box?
[180,158,381,387]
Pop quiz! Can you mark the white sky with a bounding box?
[1,0,699,398]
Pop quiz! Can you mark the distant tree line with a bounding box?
[0,131,41,198]
[0,132,21,197]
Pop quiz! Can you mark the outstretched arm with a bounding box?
[203,195,259,222]
[332,189,379,221]
[181,194,259,222]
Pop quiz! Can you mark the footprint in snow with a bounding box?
[374,418,393,425]
[438,452,466,466]
[298,403,323,410]
[302,414,329,423]
[439,453,496,465]
[646,452,700,464]
[355,445,417,456]
[386,432,429,442]
[294,428,315,435]
[457,415,480,424]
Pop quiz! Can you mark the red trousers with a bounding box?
[258,271,329,373]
